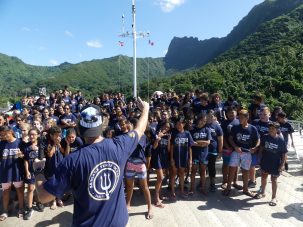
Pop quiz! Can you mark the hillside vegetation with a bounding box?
[164,0,303,70]
[143,3,303,120]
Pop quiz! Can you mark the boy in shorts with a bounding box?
[223,110,260,197]
[254,122,287,206]
[190,114,211,195]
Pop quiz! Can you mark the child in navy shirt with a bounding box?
[123,119,153,219]
[0,126,24,221]
[190,114,211,195]
[152,122,171,207]
[255,122,287,206]
[23,128,45,219]
[277,112,295,171]
[44,125,64,209]
[170,116,194,199]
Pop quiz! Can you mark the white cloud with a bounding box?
[49,59,59,66]
[64,30,73,37]
[86,40,102,48]
[156,0,185,13]
[21,26,31,32]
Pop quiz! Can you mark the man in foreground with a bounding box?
[35,98,149,227]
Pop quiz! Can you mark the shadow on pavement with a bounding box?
[35,211,73,227]
[197,193,268,212]
[295,183,303,192]
[271,203,303,222]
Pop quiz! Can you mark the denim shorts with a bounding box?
[222,149,233,165]
[125,159,147,179]
[229,151,252,170]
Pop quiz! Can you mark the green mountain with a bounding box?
[145,2,303,120]
[0,54,165,103]
[164,0,303,71]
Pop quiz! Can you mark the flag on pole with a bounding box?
[118,41,125,47]
[148,40,154,46]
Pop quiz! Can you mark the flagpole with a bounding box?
[118,55,121,92]
[120,1,149,98]
[132,0,137,98]
[147,58,150,100]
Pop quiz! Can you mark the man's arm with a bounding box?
[134,98,149,139]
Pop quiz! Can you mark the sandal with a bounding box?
[170,193,176,201]
[0,213,8,221]
[243,190,256,198]
[50,201,57,210]
[56,199,64,208]
[254,193,266,199]
[221,183,227,190]
[269,198,278,206]
[155,202,165,208]
[181,192,188,199]
[188,191,194,196]
[232,183,243,190]
[160,196,169,201]
[17,209,24,218]
[222,189,231,196]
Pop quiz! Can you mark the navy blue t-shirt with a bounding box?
[43,131,139,227]
[190,126,211,161]
[61,137,84,155]
[171,130,194,168]
[129,134,147,163]
[252,119,272,139]
[151,134,170,169]
[196,104,210,115]
[248,103,266,121]
[59,113,77,126]
[208,102,225,122]
[230,124,260,152]
[260,134,287,175]
[221,118,240,148]
[279,122,294,145]
[101,100,115,112]
[44,145,64,179]
[206,122,223,154]
[23,142,44,173]
[0,139,23,183]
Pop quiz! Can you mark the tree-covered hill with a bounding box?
[164,0,303,71]
[143,4,303,120]
[0,54,166,103]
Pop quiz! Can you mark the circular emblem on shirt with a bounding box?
[265,141,269,149]
[88,161,120,201]
[29,150,38,159]
[236,133,242,142]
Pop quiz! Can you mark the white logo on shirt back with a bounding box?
[88,161,120,201]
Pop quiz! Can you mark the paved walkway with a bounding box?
[1,133,302,227]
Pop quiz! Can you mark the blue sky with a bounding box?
[0,0,264,66]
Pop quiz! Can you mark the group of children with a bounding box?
[0,89,295,221]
